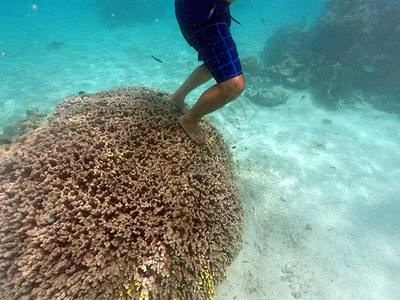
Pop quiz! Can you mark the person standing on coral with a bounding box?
[169,0,244,144]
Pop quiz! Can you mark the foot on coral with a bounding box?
[167,95,190,114]
[178,115,207,144]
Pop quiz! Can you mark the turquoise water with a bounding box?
[2,1,400,300]
[0,0,325,130]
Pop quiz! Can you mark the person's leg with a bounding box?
[179,73,245,144]
[168,64,213,113]
[172,4,243,144]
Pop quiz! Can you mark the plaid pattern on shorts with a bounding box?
[192,22,242,83]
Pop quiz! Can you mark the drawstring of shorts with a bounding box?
[207,2,242,25]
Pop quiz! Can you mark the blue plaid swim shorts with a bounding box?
[175,3,243,83]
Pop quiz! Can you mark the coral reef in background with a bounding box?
[0,108,47,146]
[95,0,167,28]
[262,0,400,113]
[241,56,291,108]
[246,85,290,107]
[263,24,312,89]
[0,87,243,299]
[241,56,262,78]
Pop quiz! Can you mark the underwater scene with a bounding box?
[1,0,399,299]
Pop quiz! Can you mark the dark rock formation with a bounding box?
[246,85,290,107]
[263,0,400,112]
[263,24,312,89]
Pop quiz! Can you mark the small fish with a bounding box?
[321,119,333,124]
[313,143,326,150]
[46,41,65,51]
[231,16,241,25]
[363,65,375,73]
[151,55,163,63]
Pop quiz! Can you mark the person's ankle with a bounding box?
[170,95,183,104]
[181,113,196,124]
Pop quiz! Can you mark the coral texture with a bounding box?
[0,87,243,299]
[262,0,400,112]
[263,24,312,89]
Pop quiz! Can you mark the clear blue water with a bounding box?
[0,0,325,130]
[2,1,400,299]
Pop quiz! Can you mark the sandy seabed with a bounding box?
[210,91,400,300]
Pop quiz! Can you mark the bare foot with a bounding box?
[167,95,190,114]
[178,115,207,144]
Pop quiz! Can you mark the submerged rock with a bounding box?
[263,24,312,89]
[262,0,400,113]
[245,85,290,107]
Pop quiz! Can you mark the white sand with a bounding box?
[210,92,400,300]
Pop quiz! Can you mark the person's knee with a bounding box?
[220,74,245,100]
[231,74,245,96]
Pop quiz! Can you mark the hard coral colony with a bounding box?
[0,87,243,299]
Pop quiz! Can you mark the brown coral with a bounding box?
[0,87,243,299]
